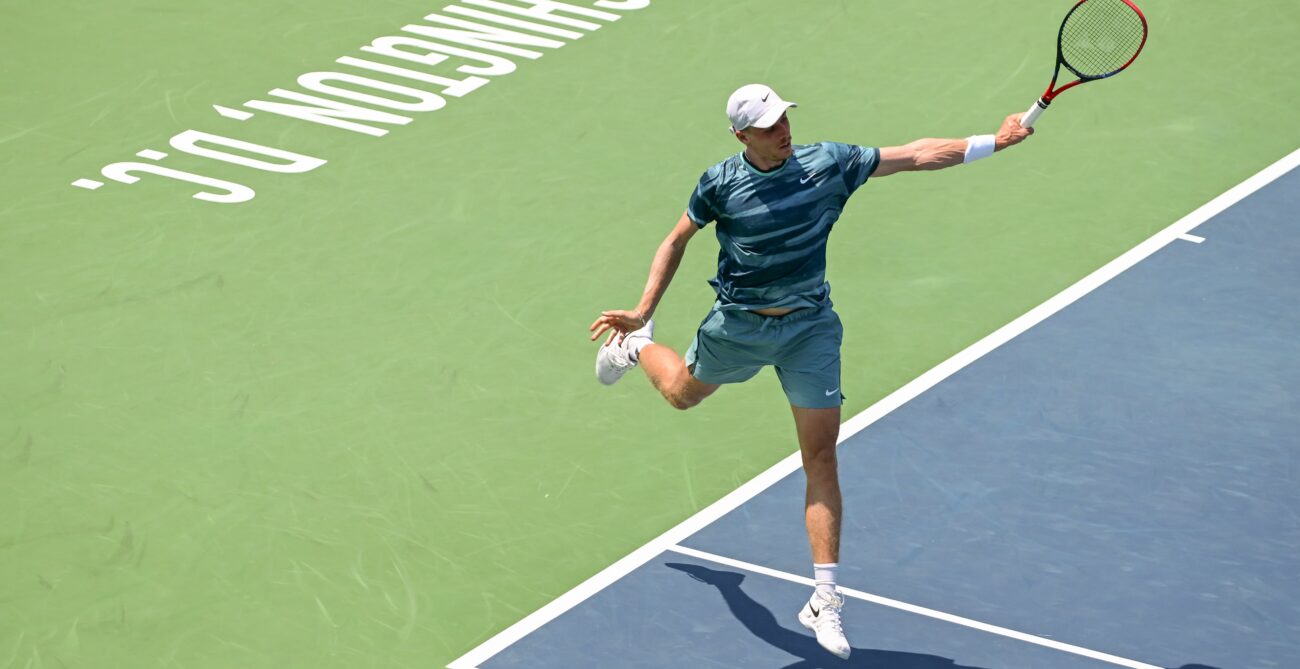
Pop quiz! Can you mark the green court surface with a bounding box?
[2,1,1297,667]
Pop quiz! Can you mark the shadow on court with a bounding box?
[666,563,1227,669]
[666,563,989,669]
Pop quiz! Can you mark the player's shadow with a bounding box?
[667,563,1227,669]
[666,562,988,669]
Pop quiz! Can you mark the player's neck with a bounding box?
[743,148,786,173]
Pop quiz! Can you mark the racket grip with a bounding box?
[1021,98,1048,129]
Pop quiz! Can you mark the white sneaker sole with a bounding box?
[594,347,634,385]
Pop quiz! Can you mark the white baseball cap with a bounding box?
[726,83,798,133]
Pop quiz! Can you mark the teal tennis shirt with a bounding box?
[686,142,881,310]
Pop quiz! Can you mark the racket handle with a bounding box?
[1021,98,1048,129]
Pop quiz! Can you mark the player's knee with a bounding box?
[802,444,839,476]
[667,393,702,411]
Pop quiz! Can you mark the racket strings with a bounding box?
[1060,0,1146,78]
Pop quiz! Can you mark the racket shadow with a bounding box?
[665,562,989,669]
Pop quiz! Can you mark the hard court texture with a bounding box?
[2,2,1298,667]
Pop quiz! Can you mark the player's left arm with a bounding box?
[872,113,1033,178]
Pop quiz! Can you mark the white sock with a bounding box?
[813,562,838,594]
[626,336,651,362]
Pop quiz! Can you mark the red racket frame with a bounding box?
[1040,0,1150,104]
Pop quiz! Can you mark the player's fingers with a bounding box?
[590,322,611,341]
[597,311,632,330]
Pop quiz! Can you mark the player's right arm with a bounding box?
[589,211,700,344]
[873,113,1033,178]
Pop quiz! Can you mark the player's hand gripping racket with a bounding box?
[1022,0,1149,128]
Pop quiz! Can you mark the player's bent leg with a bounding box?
[638,343,720,410]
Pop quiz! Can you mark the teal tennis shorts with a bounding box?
[684,304,843,409]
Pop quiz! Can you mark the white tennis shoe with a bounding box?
[798,588,851,659]
[595,320,654,385]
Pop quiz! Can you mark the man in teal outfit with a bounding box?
[590,83,1033,658]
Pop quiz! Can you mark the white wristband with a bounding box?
[963,135,996,164]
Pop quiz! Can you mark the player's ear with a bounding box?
[733,129,749,146]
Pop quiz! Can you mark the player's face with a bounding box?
[740,113,793,162]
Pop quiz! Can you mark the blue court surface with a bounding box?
[452,154,1300,669]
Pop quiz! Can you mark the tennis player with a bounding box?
[590,83,1033,658]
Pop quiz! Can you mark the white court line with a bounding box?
[448,147,1300,669]
[1178,233,1206,244]
[666,545,1163,669]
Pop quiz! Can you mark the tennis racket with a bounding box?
[1022,0,1149,128]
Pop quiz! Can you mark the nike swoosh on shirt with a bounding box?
[824,388,839,396]
[801,173,816,184]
